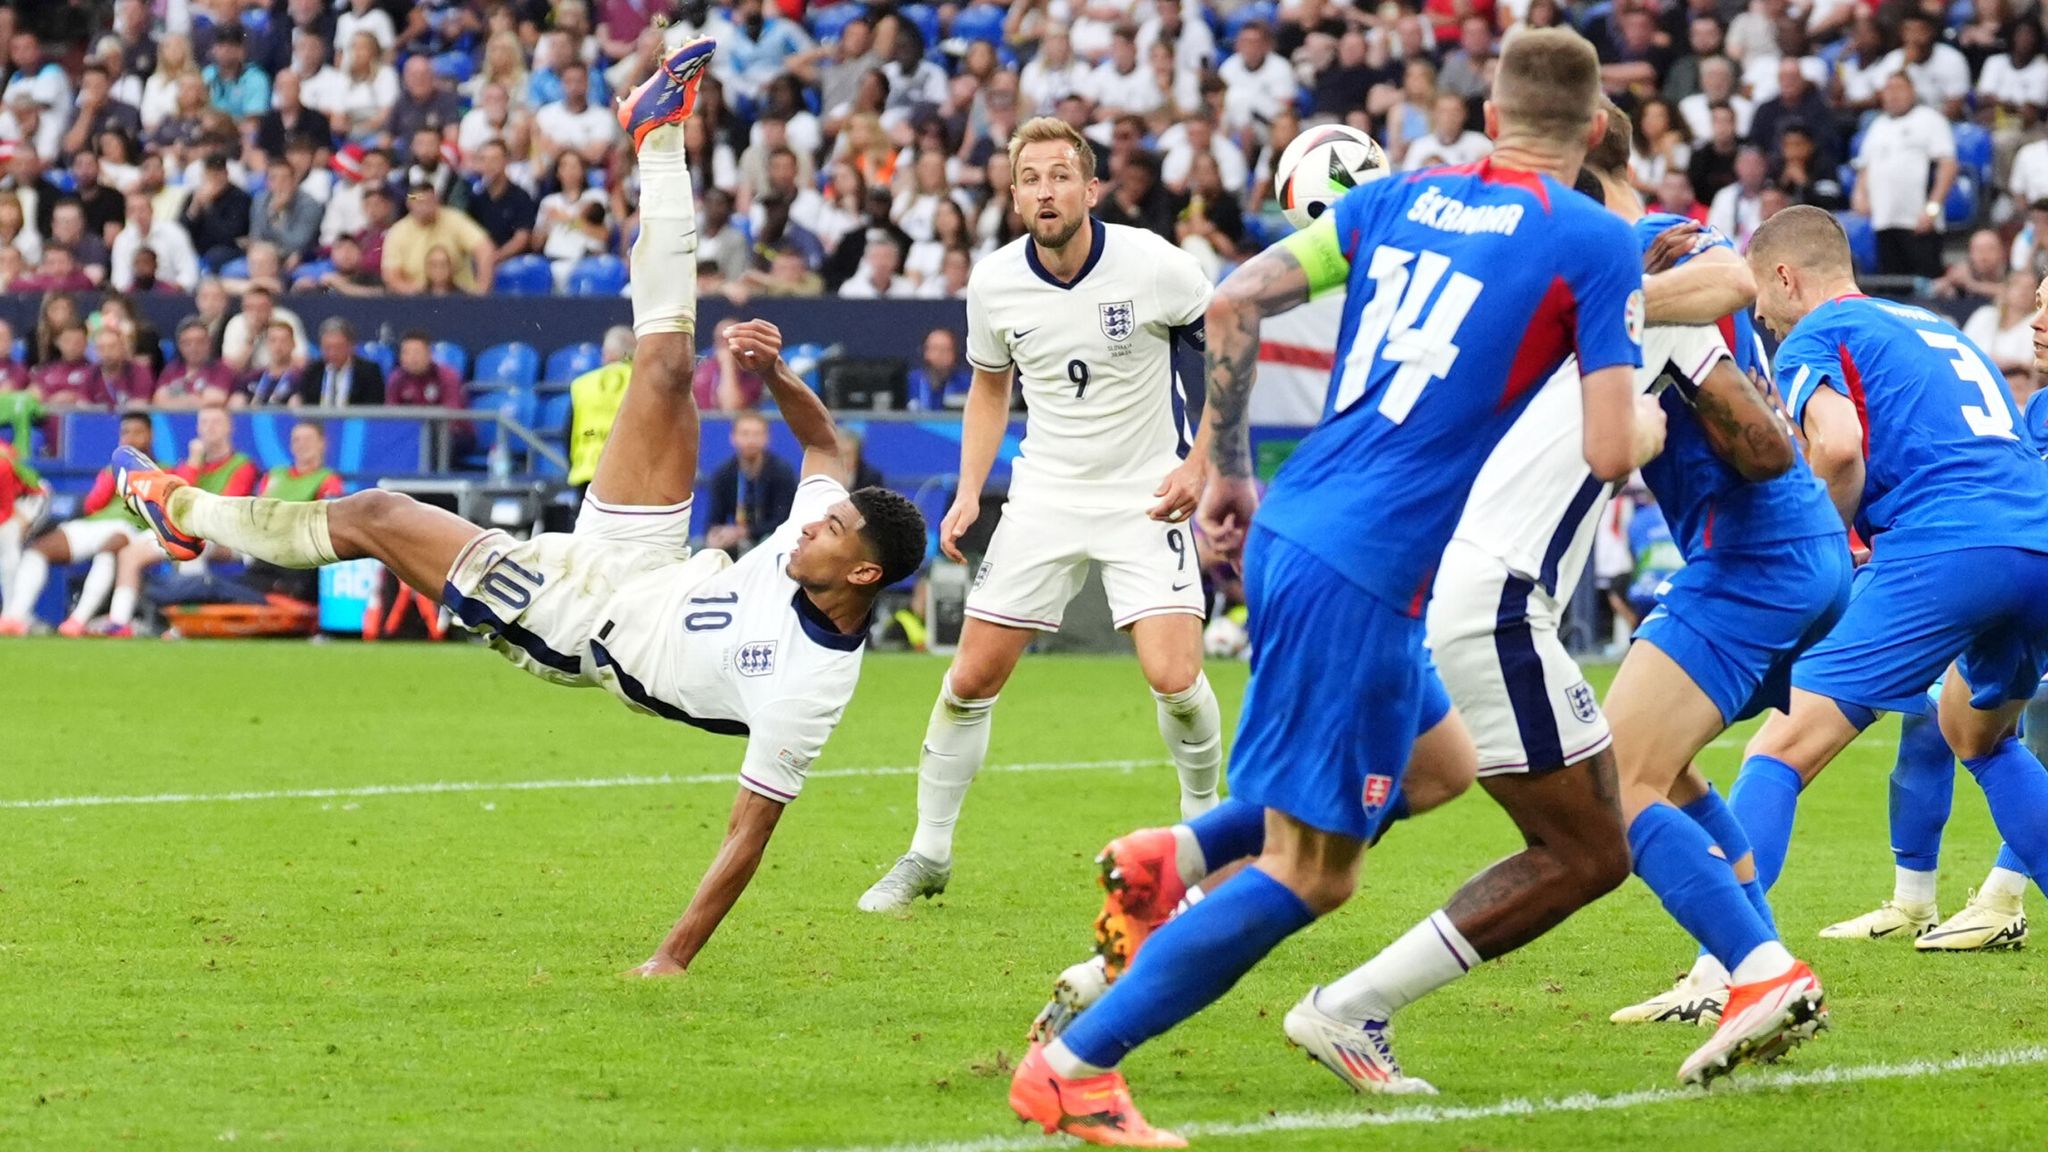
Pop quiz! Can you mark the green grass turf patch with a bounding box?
[3,641,2043,1150]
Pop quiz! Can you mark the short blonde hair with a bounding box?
[1007,116,1096,185]
[1492,28,1601,145]
[1747,204,1853,278]
[1585,96,1633,179]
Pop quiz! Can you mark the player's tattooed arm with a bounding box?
[1690,359,1794,480]
[1205,246,1312,477]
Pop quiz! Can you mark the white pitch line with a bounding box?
[830,1045,2048,1152]
[0,758,1165,811]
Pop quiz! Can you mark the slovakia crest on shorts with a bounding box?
[1362,773,1394,813]
[1566,680,1599,724]
[1100,299,1135,342]
[736,641,777,677]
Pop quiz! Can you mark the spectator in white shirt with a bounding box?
[335,0,397,54]
[1088,26,1162,118]
[1217,22,1298,134]
[1963,270,2041,381]
[1978,21,2048,121]
[1020,26,1089,115]
[1159,111,1248,195]
[2009,135,2048,213]
[534,61,617,167]
[109,189,199,291]
[1707,146,1769,250]
[323,31,399,146]
[1854,73,1957,278]
[879,24,948,116]
[838,233,917,298]
[1678,57,1754,145]
[1402,93,1493,170]
[1136,0,1216,76]
[1072,0,1139,62]
[290,32,346,116]
[1876,13,1972,120]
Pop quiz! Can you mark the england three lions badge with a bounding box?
[1100,300,1135,342]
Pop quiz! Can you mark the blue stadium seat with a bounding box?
[357,341,395,376]
[953,4,1005,43]
[1836,211,1879,273]
[1836,162,1856,201]
[431,340,469,378]
[545,341,601,382]
[809,3,867,42]
[538,391,573,437]
[473,341,540,388]
[564,254,627,296]
[220,256,250,279]
[492,254,554,296]
[466,388,504,453]
[431,50,474,84]
[899,3,941,47]
[160,337,176,364]
[1953,121,1993,181]
[1224,0,1278,41]
[1945,172,1978,229]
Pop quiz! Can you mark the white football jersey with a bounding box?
[600,475,865,803]
[966,219,1211,504]
[1447,323,1734,597]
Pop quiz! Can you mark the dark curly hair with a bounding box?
[849,486,927,588]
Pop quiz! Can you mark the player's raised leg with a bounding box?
[858,618,1033,911]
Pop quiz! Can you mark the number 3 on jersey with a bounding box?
[1334,246,1483,423]
[1916,329,2017,440]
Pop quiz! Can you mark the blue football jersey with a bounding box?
[1258,160,1644,613]
[1629,213,1840,555]
[2025,389,2048,460]
[1776,295,2048,558]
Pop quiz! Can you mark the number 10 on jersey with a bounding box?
[1333,246,1483,423]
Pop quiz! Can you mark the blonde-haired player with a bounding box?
[859,117,1226,912]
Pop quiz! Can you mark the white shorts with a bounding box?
[1426,539,1611,776]
[441,494,725,698]
[57,518,138,557]
[965,497,1205,632]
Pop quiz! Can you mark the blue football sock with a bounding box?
[1629,803,1777,972]
[1680,785,1777,933]
[1729,754,1803,892]
[1888,704,1955,872]
[1186,797,1266,872]
[1995,842,2030,877]
[1963,738,2048,883]
[1059,867,1314,1069]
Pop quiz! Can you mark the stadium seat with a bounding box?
[809,3,867,42]
[466,388,504,453]
[538,391,573,437]
[357,341,395,376]
[431,340,469,379]
[160,337,176,365]
[1836,211,1880,273]
[1945,172,1978,229]
[1953,122,1993,182]
[544,341,601,382]
[291,259,332,285]
[953,4,1005,43]
[899,3,941,47]
[1224,0,1278,42]
[431,50,474,84]
[565,254,627,296]
[492,254,554,296]
[474,341,540,388]
[220,256,250,280]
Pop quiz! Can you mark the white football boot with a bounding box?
[856,853,951,912]
[1677,961,1827,1087]
[1610,959,1728,1026]
[1026,955,1112,1044]
[1818,899,1938,941]
[1282,990,1438,1095]
[1916,889,2028,951]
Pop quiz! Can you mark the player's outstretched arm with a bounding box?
[1642,244,1758,326]
[726,319,843,480]
[1800,386,1866,529]
[1689,360,1795,480]
[631,789,786,977]
[939,366,1014,561]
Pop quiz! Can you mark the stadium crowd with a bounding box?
[0,0,2038,417]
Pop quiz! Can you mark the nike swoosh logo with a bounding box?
[1868,925,1903,938]
[1171,582,1192,591]
[1014,327,1038,340]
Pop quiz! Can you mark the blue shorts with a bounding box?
[1228,527,1446,842]
[1634,536,1851,725]
[1795,546,2048,720]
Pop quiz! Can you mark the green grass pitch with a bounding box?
[5,641,2045,1150]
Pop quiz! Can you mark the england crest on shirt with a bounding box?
[736,641,777,677]
[1100,300,1135,342]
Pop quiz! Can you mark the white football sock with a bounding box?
[68,552,116,623]
[1894,865,1938,907]
[1317,910,1479,1024]
[1728,940,1796,986]
[3,548,46,621]
[1154,673,1221,819]
[1688,950,1731,986]
[169,489,339,569]
[1983,866,2030,901]
[108,585,139,627]
[0,516,22,604]
[1170,824,1207,887]
[907,676,996,866]
[1045,1038,1109,1079]
[630,123,699,339]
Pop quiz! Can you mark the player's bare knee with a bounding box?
[1143,655,1202,699]
[631,333,693,392]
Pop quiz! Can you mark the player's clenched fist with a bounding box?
[1197,476,1259,567]
[725,319,784,368]
[939,496,979,563]
[1148,456,1206,523]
